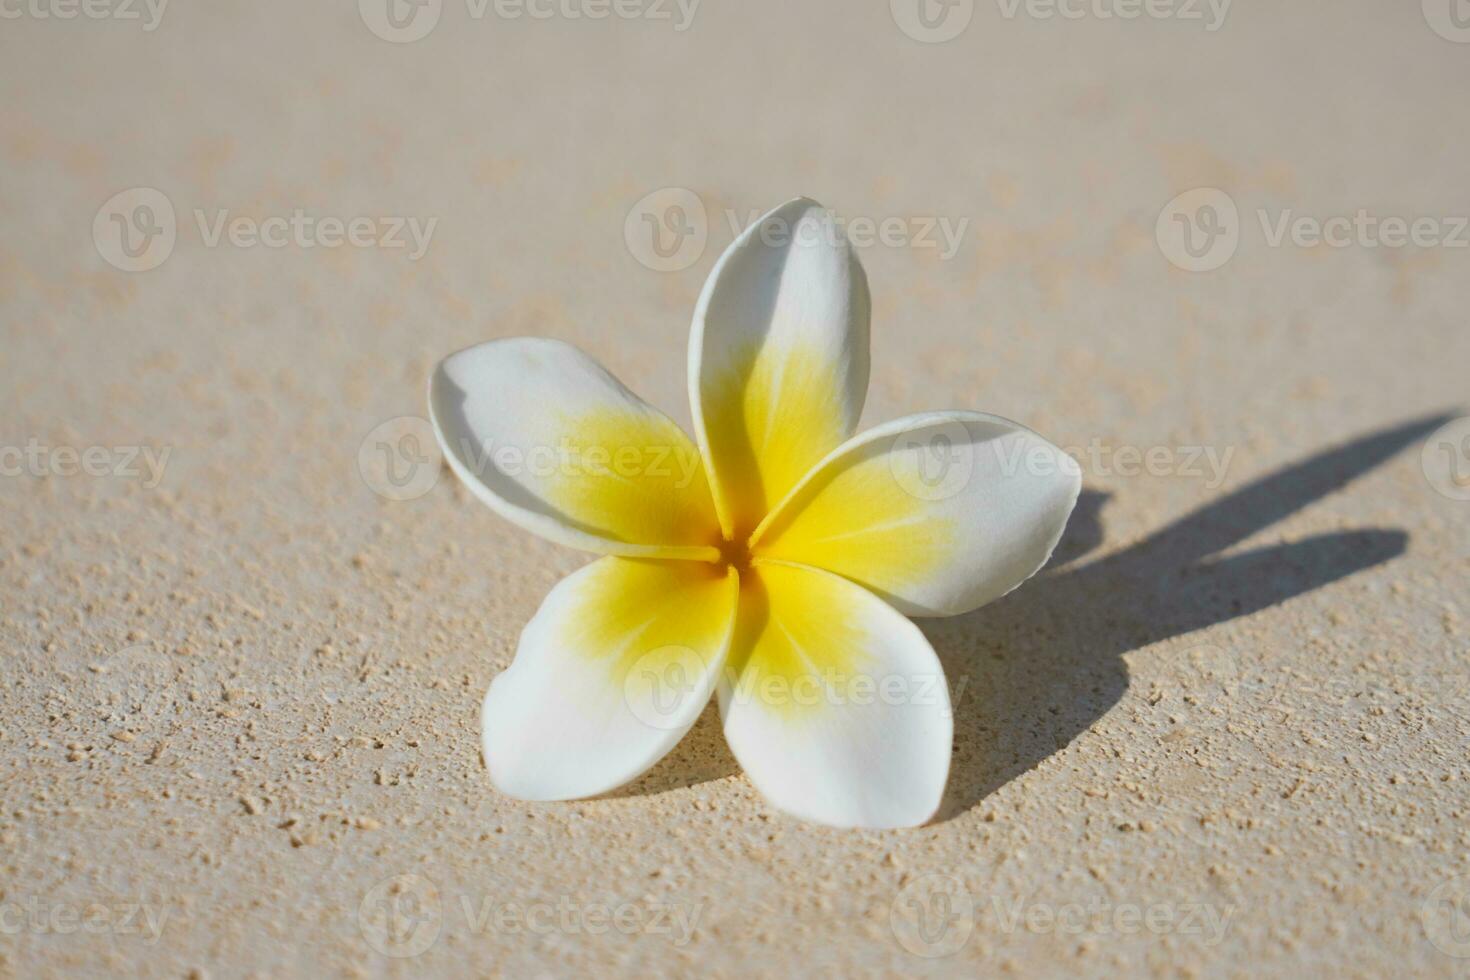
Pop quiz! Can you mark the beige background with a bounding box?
[2,0,1469,975]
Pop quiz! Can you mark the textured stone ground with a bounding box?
[2,0,1468,976]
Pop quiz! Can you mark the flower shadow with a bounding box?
[606,700,741,798]
[607,413,1450,815]
[926,412,1453,822]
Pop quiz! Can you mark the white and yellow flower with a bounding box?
[429,198,1079,829]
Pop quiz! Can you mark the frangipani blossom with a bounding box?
[429,198,1080,829]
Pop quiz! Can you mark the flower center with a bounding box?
[717,536,754,572]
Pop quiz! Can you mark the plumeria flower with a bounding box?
[429,198,1079,829]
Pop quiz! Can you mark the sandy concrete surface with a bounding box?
[2,0,1469,975]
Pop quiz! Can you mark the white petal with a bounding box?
[754,411,1081,617]
[689,198,871,539]
[482,557,739,801]
[430,338,720,560]
[719,561,951,829]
